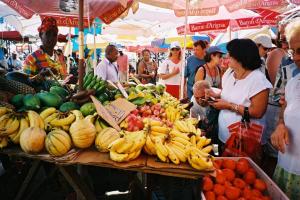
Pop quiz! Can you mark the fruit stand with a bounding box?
[0,72,289,200]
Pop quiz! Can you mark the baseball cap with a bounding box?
[206,46,225,54]
[253,34,273,49]
[170,41,181,49]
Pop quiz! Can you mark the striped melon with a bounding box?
[45,129,72,156]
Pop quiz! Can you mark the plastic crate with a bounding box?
[202,157,289,200]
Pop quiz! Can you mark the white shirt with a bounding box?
[278,73,300,175]
[158,59,182,85]
[94,57,119,82]
[218,69,272,143]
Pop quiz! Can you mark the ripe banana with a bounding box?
[0,137,8,148]
[156,148,168,162]
[169,130,189,141]
[149,120,162,127]
[145,135,156,155]
[0,107,11,117]
[40,107,57,120]
[9,117,29,144]
[94,119,103,133]
[50,113,75,127]
[27,110,45,129]
[0,115,19,136]
[190,135,196,146]
[150,131,168,137]
[154,138,168,157]
[169,143,187,163]
[127,150,141,161]
[174,121,189,133]
[187,120,196,134]
[110,150,129,162]
[196,136,207,149]
[172,137,191,146]
[204,138,212,146]
[71,110,84,120]
[0,114,11,130]
[151,126,170,134]
[201,145,213,153]
[165,143,180,165]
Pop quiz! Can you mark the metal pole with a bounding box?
[67,27,71,74]
[180,0,189,99]
[93,23,97,68]
[78,0,84,90]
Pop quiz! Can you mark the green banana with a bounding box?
[83,74,94,89]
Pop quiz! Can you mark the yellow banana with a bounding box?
[50,113,75,127]
[151,126,170,134]
[196,136,207,149]
[71,110,83,120]
[174,121,189,133]
[0,116,19,136]
[0,137,8,148]
[172,136,191,146]
[94,119,103,133]
[156,148,168,162]
[0,114,11,130]
[150,131,168,137]
[145,135,156,155]
[165,143,180,165]
[190,135,196,146]
[204,138,212,146]
[149,120,162,127]
[201,145,213,153]
[143,145,153,155]
[196,128,202,136]
[127,150,141,161]
[186,118,198,125]
[10,117,29,144]
[154,138,168,157]
[99,120,109,129]
[44,112,59,124]
[187,120,196,134]
[40,107,57,119]
[170,140,186,150]
[0,107,11,117]
[169,130,190,141]
[27,110,44,129]
[169,143,187,163]
[115,139,134,154]
[108,137,126,151]
[188,154,207,170]
[109,151,129,162]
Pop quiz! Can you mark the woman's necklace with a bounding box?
[206,64,217,87]
[233,70,248,85]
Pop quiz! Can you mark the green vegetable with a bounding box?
[10,94,24,108]
[80,102,96,116]
[36,92,63,108]
[23,94,41,110]
[131,97,146,106]
[59,102,80,112]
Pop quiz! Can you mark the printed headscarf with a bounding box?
[38,17,58,34]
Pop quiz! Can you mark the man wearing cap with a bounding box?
[94,44,119,83]
[23,17,60,79]
[184,40,207,99]
[253,34,274,79]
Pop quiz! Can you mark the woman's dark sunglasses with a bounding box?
[171,48,180,51]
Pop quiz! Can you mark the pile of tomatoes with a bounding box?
[202,158,271,200]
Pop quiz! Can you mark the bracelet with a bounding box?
[230,103,239,113]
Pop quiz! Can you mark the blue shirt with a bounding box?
[184,55,205,99]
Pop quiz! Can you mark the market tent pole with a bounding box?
[67,27,71,74]
[93,22,97,68]
[180,0,189,99]
[78,0,84,90]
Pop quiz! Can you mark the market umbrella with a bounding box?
[176,7,279,34]
[1,0,133,90]
[0,31,29,42]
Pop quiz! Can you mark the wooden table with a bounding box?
[0,147,214,200]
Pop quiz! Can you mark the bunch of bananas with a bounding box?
[94,116,110,133]
[0,107,45,146]
[159,93,189,122]
[186,136,214,171]
[40,107,78,132]
[109,130,146,162]
[142,117,213,170]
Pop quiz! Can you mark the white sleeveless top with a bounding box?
[218,68,272,143]
[278,73,300,175]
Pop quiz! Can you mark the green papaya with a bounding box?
[10,94,24,108]
[80,102,96,117]
[59,101,80,112]
[23,94,41,110]
[36,92,63,108]
[49,86,69,99]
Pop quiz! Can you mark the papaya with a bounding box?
[50,86,69,100]
[10,94,24,108]
[36,92,63,108]
[23,94,41,110]
[59,102,80,112]
[80,102,96,117]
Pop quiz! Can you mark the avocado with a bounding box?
[59,102,80,112]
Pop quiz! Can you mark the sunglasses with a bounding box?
[171,48,180,51]
[258,44,269,51]
[278,39,288,44]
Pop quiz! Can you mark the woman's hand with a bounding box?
[210,99,230,110]
[172,67,180,75]
[271,123,289,153]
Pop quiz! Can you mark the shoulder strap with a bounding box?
[197,65,206,80]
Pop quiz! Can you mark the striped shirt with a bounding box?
[23,48,61,76]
